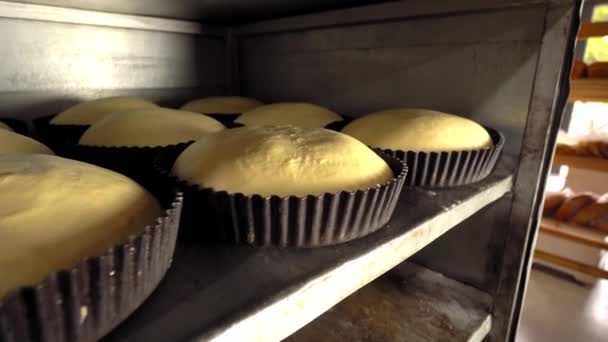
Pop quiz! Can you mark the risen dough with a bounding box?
[0,155,162,297]
[79,108,225,147]
[0,130,54,155]
[342,109,492,152]
[181,96,263,114]
[0,121,12,131]
[235,103,343,128]
[173,125,393,197]
[50,96,158,125]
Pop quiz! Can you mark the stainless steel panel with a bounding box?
[238,0,571,35]
[0,18,226,118]
[493,4,578,340]
[412,195,515,291]
[6,0,572,23]
[6,0,390,22]
[240,7,544,157]
[0,1,210,34]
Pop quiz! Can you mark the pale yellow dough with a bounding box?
[181,96,263,114]
[235,103,343,128]
[0,121,12,131]
[0,129,54,155]
[79,108,225,147]
[342,109,492,152]
[50,96,158,125]
[173,125,393,197]
[0,155,162,297]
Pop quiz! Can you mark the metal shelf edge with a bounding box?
[0,0,223,35]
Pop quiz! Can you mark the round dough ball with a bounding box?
[0,121,12,131]
[0,155,162,297]
[235,103,343,128]
[79,108,225,147]
[0,129,54,155]
[342,109,492,152]
[50,96,158,125]
[173,125,393,197]
[181,96,263,114]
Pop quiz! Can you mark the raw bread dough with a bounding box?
[0,121,12,131]
[0,155,162,297]
[235,103,343,128]
[79,108,225,147]
[0,129,54,155]
[50,96,158,125]
[173,125,393,197]
[181,96,263,114]
[342,109,492,152]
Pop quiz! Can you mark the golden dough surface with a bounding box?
[50,96,158,125]
[0,130,54,155]
[79,108,225,147]
[342,109,492,152]
[181,96,263,114]
[0,155,162,297]
[173,125,393,197]
[235,103,343,128]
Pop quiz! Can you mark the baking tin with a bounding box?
[382,127,504,187]
[155,150,407,247]
[204,113,241,127]
[64,143,191,188]
[325,117,353,131]
[0,190,183,342]
[0,118,31,136]
[32,115,88,154]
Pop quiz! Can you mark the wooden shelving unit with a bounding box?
[541,218,608,250]
[536,219,608,280]
[539,218,608,280]
[569,79,608,103]
[568,22,608,102]
[553,151,608,172]
[577,22,608,40]
[535,250,608,279]
[541,149,608,281]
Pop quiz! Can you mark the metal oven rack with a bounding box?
[0,1,580,341]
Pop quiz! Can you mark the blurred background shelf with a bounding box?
[553,151,608,172]
[540,217,608,250]
[568,79,608,102]
[577,21,608,39]
[534,250,608,280]
[537,218,608,283]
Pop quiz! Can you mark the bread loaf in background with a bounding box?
[553,193,598,221]
[543,191,570,216]
[556,130,608,159]
[543,190,608,233]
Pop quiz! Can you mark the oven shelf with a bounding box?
[286,262,492,342]
[103,160,512,342]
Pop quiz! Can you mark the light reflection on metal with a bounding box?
[0,1,206,34]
